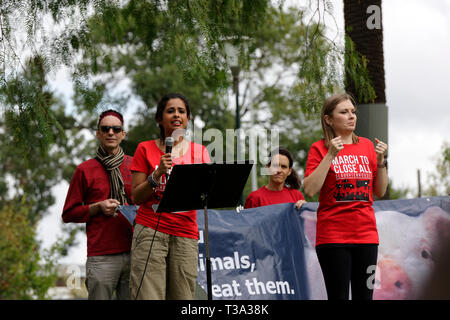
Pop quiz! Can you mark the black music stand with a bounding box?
[156,161,253,300]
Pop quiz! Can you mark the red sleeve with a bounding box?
[244,191,259,209]
[304,142,324,178]
[62,167,91,223]
[131,142,151,174]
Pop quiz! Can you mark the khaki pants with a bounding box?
[85,252,131,300]
[129,223,198,300]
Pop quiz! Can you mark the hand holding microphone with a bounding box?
[164,137,174,180]
[157,137,174,182]
[165,136,174,154]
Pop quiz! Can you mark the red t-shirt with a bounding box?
[244,186,305,209]
[304,137,379,246]
[131,140,211,239]
[62,156,133,256]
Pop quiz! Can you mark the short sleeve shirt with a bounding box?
[304,137,379,246]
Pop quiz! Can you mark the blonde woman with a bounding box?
[303,93,388,300]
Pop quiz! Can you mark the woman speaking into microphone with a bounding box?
[129,93,210,300]
[303,92,388,300]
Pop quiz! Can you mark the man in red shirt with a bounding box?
[62,109,133,300]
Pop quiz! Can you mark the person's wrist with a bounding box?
[326,151,337,161]
[89,202,101,216]
[147,171,160,188]
[154,169,164,181]
[377,159,387,168]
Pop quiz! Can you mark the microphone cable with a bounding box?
[134,210,163,300]
[134,137,173,300]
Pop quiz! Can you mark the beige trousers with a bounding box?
[86,252,130,300]
[129,223,198,300]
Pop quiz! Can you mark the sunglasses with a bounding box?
[100,126,123,134]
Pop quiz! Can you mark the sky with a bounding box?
[37,0,450,266]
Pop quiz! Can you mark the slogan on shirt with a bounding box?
[332,155,372,180]
[331,154,373,202]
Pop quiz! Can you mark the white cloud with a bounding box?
[383,0,450,190]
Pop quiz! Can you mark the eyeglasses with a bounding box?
[100,126,123,134]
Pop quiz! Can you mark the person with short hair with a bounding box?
[62,109,133,300]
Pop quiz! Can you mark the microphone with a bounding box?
[165,137,174,181]
[165,136,174,154]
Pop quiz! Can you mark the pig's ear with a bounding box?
[423,207,450,241]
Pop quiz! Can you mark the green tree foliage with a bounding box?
[0,56,63,154]
[344,34,376,104]
[72,3,351,202]
[0,56,94,223]
[0,198,78,299]
[386,179,411,200]
[343,0,383,104]
[74,0,237,151]
[1,1,374,152]
[0,55,87,299]
[424,142,450,196]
